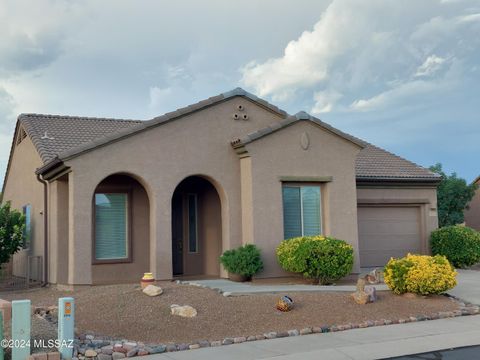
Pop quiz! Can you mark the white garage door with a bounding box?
[358,206,422,267]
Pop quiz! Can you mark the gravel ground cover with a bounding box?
[1,281,459,345]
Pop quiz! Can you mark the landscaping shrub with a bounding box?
[276,236,354,285]
[384,254,457,295]
[430,225,480,268]
[0,201,25,266]
[219,244,263,278]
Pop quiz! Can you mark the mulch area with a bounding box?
[1,282,459,344]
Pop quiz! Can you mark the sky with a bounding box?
[0,0,479,186]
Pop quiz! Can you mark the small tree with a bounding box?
[429,163,478,227]
[0,202,25,266]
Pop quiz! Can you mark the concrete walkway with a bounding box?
[178,279,388,296]
[448,269,480,305]
[144,315,480,360]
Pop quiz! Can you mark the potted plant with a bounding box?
[219,244,263,282]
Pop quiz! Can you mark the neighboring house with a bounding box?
[465,176,480,230]
[1,88,441,286]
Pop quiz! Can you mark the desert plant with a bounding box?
[384,254,457,295]
[0,201,25,266]
[430,225,480,268]
[219,244,263,279]
[276,235,354,285]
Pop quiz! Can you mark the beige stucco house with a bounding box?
[1,88,441,286]
[465,176,480,230]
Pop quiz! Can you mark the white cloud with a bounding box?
[241,0,480,113]
[415,55,446,77]
[311,90,343,113]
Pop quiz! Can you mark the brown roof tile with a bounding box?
[13,88,440,182]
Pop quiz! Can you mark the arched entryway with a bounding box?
[171,176,222,277]
[92,173,150,284]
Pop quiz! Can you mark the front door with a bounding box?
[172,193,183,275]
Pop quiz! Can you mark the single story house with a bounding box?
[465,176,480,230]
[1,88,441,286]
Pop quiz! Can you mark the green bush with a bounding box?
[276,236,354,285]
[384,254,457,295]
[0,201,25,266]
[219,244,263,278]
[430,225,480,268]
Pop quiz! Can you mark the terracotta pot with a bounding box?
[228,273,251,282]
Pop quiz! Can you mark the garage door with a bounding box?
[358,206,422,267]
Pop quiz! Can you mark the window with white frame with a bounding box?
[282,185,322,239]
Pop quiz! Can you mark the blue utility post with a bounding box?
[58,297,75,360]
[11,300,31,360]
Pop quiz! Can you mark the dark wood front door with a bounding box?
[172,193,183,275]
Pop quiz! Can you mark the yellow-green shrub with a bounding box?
[384,254,457,295]
[276,235,354,285]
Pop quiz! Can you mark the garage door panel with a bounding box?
[358,221,419,236]
[360,248,420,267]
[361,234,420,251]
[358,206,422,267]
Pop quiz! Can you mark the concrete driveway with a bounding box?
[448,269,480,305]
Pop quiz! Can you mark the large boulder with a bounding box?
[170,304,197,318]
[142,285,163,297]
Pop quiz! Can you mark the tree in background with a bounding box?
[430,163,478,227]
[0,201,25,266]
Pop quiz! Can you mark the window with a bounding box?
[94,193,129,261]
[282,185,322,239]
[22,204,32,249]
[187,194,198,253]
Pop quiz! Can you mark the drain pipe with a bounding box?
[36,173,48,286]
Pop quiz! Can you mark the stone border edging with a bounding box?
[71,298,479,360]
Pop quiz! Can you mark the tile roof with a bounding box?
[14,88,439,182]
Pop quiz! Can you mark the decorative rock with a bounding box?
[126,349,138,357]
[276,332,289,338]
[312,327,322,333]
[137,350,149,356]
[85,350,97,358]
[365,286,377,302]
[177,344,189,351]
[222,338,234,345]
[223,292,232,297]
[142,285,163,297]
[264,332,277,339]
[97,354,112,360]
[112,352,125,360]
[86,335,95,341]
[199,340,210,347]
[233,337,246,343]
[148,345,166,354]
[351,278,371,305]
[255,335,266,340]
[170,304,197,318]
[210,341,222,347]
[189,344,200,350]
[288,329,300,337]
[246,336,256,342]
[300,328,312,335]
[123,342,137,351]
[165,344,177,352]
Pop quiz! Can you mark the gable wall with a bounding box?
[63,97,285,284]
[2,134,45,277]
[245,121,362,276]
